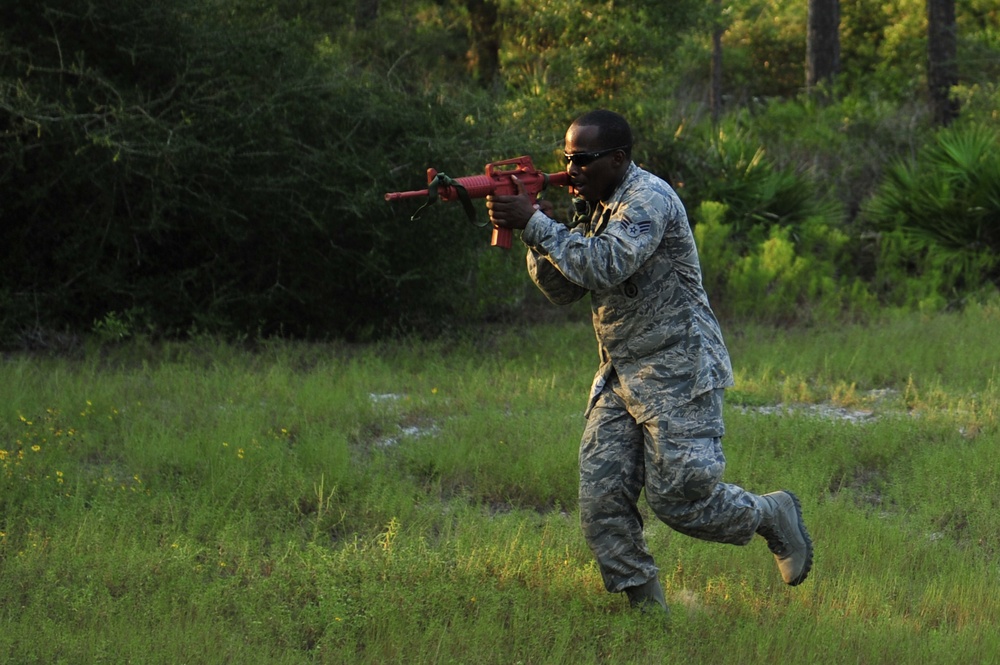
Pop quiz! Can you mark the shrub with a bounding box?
[696,205,875,324]
[862,124,1000,307]
[746,93,934,223]
[0,0,501,344]
[693,201,736,303]
[679,117,845,245]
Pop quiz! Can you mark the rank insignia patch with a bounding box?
[622,220,652,238]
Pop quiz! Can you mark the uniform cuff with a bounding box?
[521,209,550,247]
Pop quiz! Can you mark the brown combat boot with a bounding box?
[757,490,814,586]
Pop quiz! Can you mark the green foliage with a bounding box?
[717,0,808,99]
[863,125,1000,307]
[692,201,734,301]
[703,0,999,111]
[745,93,935,222]
[497,0,710,134]
[0,0,504,344]
[952,81,1000,125]
[92,309,149,345]
[2,0,1000,343]
[679,117,845,242]
[730,224,816,320]
[839,0,928,98]
[695,202,875,324]
[618,109,903,324]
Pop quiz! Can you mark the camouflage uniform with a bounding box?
[521,163,761,593]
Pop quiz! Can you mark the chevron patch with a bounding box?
[622,220,652,238]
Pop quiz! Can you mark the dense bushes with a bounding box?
[862,125,1000,309]
[2,0,999,346]
[0,0,511,345]
[694,200,876,324]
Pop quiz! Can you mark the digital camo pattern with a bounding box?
[522,162,734,424]
[522,163,754,593]
[579,382,760,592]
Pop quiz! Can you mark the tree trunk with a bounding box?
[806,0,840,93]
[466,0,501,87]
[927,0,959,125]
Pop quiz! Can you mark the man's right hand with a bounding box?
[486,176,543,230]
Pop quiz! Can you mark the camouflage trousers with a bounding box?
[579,376,761,593]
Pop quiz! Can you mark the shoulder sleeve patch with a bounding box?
[622,220,652,238]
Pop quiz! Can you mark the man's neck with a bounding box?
[598,163,632,205]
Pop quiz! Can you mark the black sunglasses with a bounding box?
[563,145,629,167]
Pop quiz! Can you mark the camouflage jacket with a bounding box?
[521,162,734,423]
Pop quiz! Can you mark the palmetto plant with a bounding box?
[681,122,845,245]
[864,125,1000,291]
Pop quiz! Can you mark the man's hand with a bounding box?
[486,176,552,231]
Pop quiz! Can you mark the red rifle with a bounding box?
[384,155,569,249]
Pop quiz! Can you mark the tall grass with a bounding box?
[2,306,999,664]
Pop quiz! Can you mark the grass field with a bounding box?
[3,303,1000,664]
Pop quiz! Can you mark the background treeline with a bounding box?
[2,0,999,346]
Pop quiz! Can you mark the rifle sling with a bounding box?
[410,173,483,227]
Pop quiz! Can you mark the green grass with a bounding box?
[2,306,1000,664]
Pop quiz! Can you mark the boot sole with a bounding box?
[782,490,813,586]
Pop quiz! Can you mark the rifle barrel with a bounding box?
[384,188,430,201]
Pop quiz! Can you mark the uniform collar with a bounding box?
[591,162,638,232]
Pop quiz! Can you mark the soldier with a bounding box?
[486,109,813,613]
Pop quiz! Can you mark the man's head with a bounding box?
[564,110,633,204]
